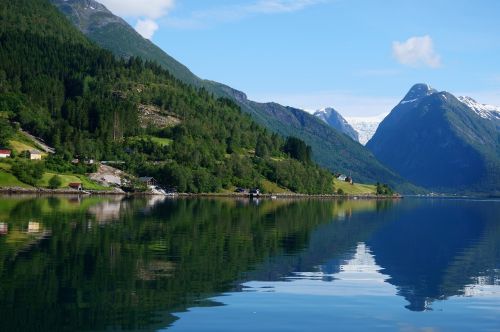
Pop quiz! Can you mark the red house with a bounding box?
[0,149,11,158]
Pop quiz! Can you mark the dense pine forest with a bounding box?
[0,0,335,193]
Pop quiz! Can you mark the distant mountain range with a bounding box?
[313,107,387,146]
[50,0,412,190]
[314,108,359,142]
[367,83,500,195]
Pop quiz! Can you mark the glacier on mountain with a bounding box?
[345,113,388,145]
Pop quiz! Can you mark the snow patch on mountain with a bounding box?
[315,107,352,127]
[458,96,500,120]
[314,107,359,142]
[400,98,418,105]
[346,113,388,145]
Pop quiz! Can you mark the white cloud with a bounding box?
[392,35,441,68]
[98,1,326,38]
[249,0,326,14]
[135,19,159,40]
[99,0,175,19]
[165,0,326,29]
[99,0,175,39]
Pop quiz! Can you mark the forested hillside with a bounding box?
[0,0,335,194]
[48,0,414,192]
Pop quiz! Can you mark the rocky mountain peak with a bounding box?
[401,83,437,104]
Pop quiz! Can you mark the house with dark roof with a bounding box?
[69,183,83,191]
[139,177,158,187]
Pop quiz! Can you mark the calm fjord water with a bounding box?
[0,196,499,331]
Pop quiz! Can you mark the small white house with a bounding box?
[337,175,347,181]
[0,149,11,158]
[29,149,42,160]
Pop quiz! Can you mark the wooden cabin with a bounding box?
[139,177,158,187]
[69,183,83,191]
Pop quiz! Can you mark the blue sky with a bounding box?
[100,0,500,116]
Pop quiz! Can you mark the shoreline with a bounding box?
[0,187,401,199]
[1,187,497,199]
[176,192,402,200]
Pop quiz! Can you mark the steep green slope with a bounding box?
[0,0,335,194]
[48,0,414,191]
[1,0,91,45]
[50,0,201,87]
[243,101,409,186]
[367,84,500,195]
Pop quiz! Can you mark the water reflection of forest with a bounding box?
[0,196,498,330]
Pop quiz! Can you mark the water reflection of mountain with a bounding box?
[244,200,394,281]
[242,198,500,313]
[366,199,500,311]
[0,196,499,331]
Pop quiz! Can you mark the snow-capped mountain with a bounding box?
[366,83,500,194]
[457,96,500,121]
[314,107,359,142]
[345,113,388,145]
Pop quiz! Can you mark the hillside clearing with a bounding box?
[130,135,173,147]
[0,169,32,188]
[38,173,108,190]
[334,179,376,195]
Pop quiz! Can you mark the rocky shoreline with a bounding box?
[0,187,401,199]
[0,187,124,195]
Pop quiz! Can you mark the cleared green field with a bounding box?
[1,162,107,190]
[333,179,376,195]
[130,135,173,147]
[261,179,292,194]
[0,162,11,171]
[0,169,32,188]
[38,172,108,190]
[9,140,36,153]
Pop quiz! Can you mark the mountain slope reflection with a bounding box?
[367,199,500,311]
[245,242,396,297]
[168,199,500,332]
[243,199,500,313]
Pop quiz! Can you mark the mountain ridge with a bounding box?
[457,96,500,121]
[314,107,359,142]
[49,0,415,191]
[367,83,500,195]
